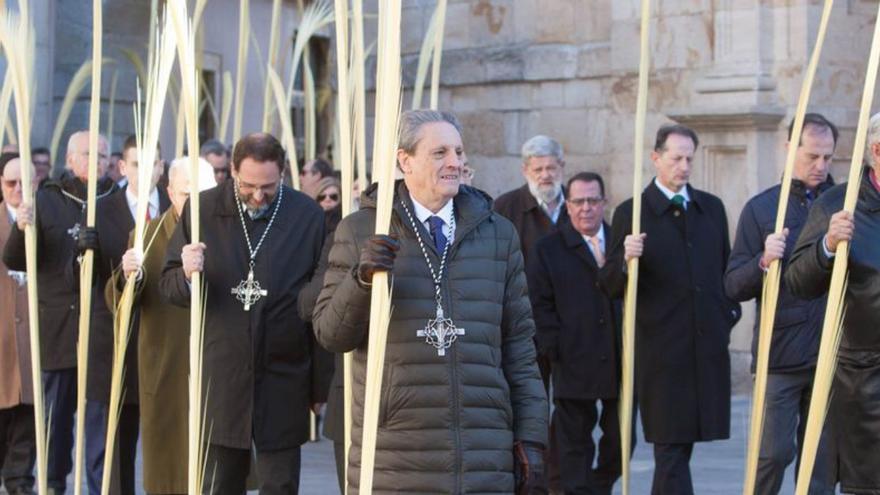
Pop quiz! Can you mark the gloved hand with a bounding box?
[356,234,400,287]
[76,227,100,255]
[514,441,547,494]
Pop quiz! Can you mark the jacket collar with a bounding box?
[361,180,494,255]
[860,166,880,212]
[644,179,703,216]
[789,175,835,199]
[560,219,607,270]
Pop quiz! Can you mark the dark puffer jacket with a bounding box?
[313,181,548,494]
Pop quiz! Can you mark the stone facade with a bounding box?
[16,0,880,386]
[386,0,877,387]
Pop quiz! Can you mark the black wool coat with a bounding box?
[493,184,569,265]
[526,220,620,400]
[2,177,115,370]
[160,180,325,450]
[600,181,741,443]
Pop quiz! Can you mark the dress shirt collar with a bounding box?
[581,224,605,251]
[126,186,159,220]
[411,196,453,226]
[6,203,16,223]
[654,177,690,204]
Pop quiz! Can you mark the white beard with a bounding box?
[528,180,562,205]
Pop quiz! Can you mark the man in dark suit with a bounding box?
[84,135,170,495]
[601,124,741,495]
[528,172,622,494]
[161,133,324,493]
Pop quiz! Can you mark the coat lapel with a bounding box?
[561,221,597,270]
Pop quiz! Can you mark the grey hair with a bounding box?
[866,113,880,164]
[521,135,564,165]
[397,109,462,155]
[199,138,227,157]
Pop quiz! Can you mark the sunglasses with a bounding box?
[318,193,339,202]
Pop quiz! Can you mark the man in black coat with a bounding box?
[724,114,837,494]
[785,111,880,494]
[494,135,569,490]
[2,131,116,494]
[600,124,741,495]
[160,133,324,493]
[527,172,622,494]
[85,135,170,495]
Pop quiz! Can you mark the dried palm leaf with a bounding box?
[261,0,284,132]
[232,0,249,142]
[0,9,48,494]
[100,9,177,495]
[49,58,114,166]
[359,2,402,493]
[619,1,651,494]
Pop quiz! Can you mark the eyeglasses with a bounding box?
[567,196,605,207]
[318,193,339,202]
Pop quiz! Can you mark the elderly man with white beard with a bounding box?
[494,135,569,492]
[494,135,569,265]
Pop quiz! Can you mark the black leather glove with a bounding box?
[514,441,547,494]
[356,234,400,287]
[76,226,100,255]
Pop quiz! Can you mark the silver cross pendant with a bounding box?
[230,268,267,311]
[416,306,465,356]
[67,222,81,240]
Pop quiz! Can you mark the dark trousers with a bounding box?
[757,371,835,495]
[86,401,140,495]
[43,368,76,491]
[652,443,693,495]
[0,404,35,493]
[333,441,344,494]
[205,444,301,495]
[554,398,621,494]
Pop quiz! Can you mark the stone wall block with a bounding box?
[577,43,611,78]
[458,110,507,156]
[523,44,578,81]
[531,81,565,108]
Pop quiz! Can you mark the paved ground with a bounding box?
[42,395,830,494]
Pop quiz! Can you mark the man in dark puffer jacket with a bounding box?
[313,110,548,494]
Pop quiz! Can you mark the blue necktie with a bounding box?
[428,216,448,253]
[805,189,814,207]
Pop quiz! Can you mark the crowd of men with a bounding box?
[0,108,878,495]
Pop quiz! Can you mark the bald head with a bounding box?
[65,131,109,181]
[1,156,33,208]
